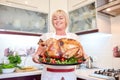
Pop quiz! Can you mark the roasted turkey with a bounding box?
[38,38,84,59]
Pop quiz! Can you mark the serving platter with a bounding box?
[40,61,84,66]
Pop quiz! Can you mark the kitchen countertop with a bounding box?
[0,70,42,79]
[76,68,106,80]
[0,68,106,80]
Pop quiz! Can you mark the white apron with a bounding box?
[41,65,76,80]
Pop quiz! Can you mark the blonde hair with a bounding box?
[52,10,69,28]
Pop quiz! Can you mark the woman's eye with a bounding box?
[53,16,64,21]
[53,18,57,20]
[60,17,63,19]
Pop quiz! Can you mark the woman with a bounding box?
[33,10,87,80]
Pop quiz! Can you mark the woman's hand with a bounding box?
[32,43,45,64]
[32,54,41,64]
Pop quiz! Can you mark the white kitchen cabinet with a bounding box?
[0,74,41,80]
[67,0,99,35]
[0,0,49,36]
[68,0,95,12]
[0,0,49,13]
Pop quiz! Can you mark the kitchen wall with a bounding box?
[96,13,111,34]
[111,15,120,69]
[111,15,120,34]
[79,32,113,69]
[0,31,116,69]
[0,34,42,68]
[80,15,120,69]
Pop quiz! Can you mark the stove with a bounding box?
[90,69,120,80]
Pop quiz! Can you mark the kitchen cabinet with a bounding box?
[77,78,86,80]
[0,0,49,13]
[0,0,49,36]
[0,74,85,80]
[0,70,100,80]
[0,74,41,80]
[68,1,98,35]
[97,0,120,17]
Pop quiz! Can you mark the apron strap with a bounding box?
[47,68,75,72]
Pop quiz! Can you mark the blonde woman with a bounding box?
[33,10,87,80]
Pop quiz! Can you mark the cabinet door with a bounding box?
[0,74,41,80]
[30,75,41,80]
[0,0,49,13]
[68,1,98,34]
[0,0,49,36]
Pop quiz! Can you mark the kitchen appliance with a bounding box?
[86,56,93,69]
[90,69,120,80]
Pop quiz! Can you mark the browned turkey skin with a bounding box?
[38,38,84,59]
[58,38,84,58]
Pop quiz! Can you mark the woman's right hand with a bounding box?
[32,54,41,64]
[32,44,45,64]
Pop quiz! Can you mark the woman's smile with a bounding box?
[55,22,63,26]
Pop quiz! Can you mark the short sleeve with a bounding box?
[38,33,54,41]
[67,33,80,41]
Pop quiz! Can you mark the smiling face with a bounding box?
[52,10,68,31]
